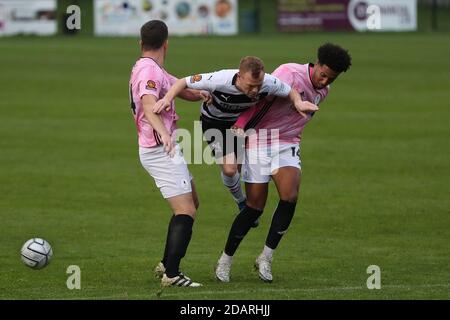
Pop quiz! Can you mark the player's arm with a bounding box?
[178,88,212,103]
[267,73,319,118]
[152,78,188,113]
[142,94,173,154]
[154,73,214,113]
[153,78,211,113]
[164,74,211,102]
[288,88,319,118]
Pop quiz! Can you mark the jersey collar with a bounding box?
[140,56,164,70]
[231,73,238,85]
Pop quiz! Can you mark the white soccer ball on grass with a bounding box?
[20,238,53,269]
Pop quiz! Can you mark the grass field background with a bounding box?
[0,32,449,299]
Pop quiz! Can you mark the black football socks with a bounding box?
[224,205,263,256]
[265,200,296,249]
[164,214,194,278]
[161,215,175,267]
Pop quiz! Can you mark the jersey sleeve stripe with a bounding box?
[153,129,162,145]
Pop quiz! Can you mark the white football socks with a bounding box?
[221,171,245,204]
[219,252,233,264]
[262,245,274,261]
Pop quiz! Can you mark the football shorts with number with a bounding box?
[242,144,301,183]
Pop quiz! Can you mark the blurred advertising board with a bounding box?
[278,0,417,32]
[0,0,57,36]
[94,0,237,36]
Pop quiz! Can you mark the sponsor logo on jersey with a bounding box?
[190,74,202,83]
[146,80,157,90]
[300,91,306,100]
[314,95,321,105]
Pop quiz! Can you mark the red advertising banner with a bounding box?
[278,0,417,32]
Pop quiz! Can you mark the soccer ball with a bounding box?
[20,238,53,269]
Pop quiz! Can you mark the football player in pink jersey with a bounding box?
[215,43,352,283]
[129,20,210,287]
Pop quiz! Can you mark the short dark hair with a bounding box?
[317,43,352,73]
[140,20,168,51]
[239,56,265,79]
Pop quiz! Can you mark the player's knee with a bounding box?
[222,166,237,177]
[174,207,196,218]
[246,199,265,211]
[280,194,298,204]
[186,208,197,218]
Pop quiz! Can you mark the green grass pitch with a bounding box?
[0,33,449,299]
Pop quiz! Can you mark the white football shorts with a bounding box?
[139,144,192,199]
[242,144,301,183]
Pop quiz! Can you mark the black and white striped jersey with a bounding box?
[185,69,291,122]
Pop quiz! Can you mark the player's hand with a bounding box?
[200,90,212,105]
[230,125,245,137]
[153,98,171,114]
[161,133,174,156]
[294,100,319,118]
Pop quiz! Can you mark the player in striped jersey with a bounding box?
[153,56,318,218]
[215,43,352,283]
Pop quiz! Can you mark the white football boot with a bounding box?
[215,253,233,283]
[154,261,165,279]
[255,254,273,283]
[161,273,202,287]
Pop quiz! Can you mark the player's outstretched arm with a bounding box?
[153,78,188,113]
[178,88,212,103]
[288,89,319,118]
[142,94,174,155]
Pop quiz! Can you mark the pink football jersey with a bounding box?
[235,63,329,147]
[129,57,179,148]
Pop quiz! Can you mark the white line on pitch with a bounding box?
[159,283,450,297]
